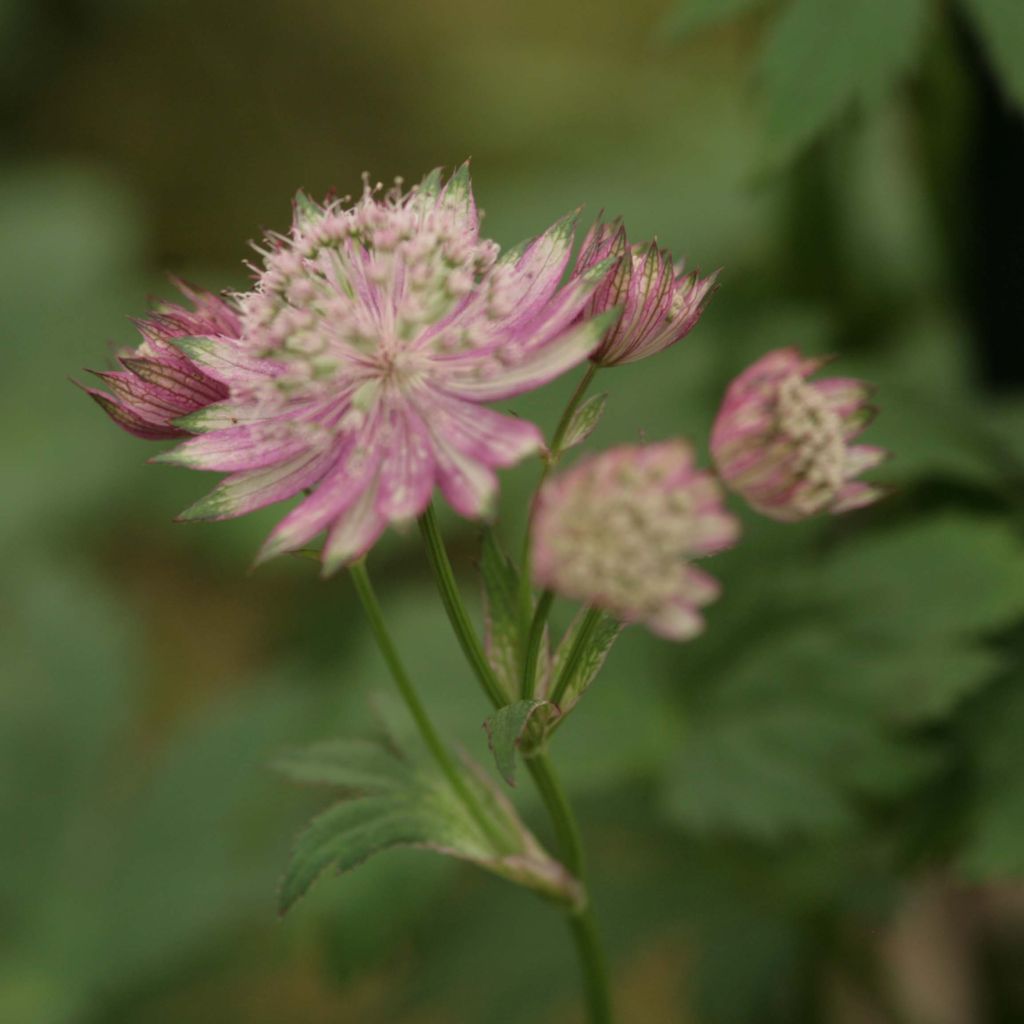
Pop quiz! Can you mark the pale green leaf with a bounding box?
[559,392,608,453]
[479,529,523,699]
[483,699,557,785]
[758,0,928,160]
[546,609,623,713]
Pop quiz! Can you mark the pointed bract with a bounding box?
[572,216,718,367]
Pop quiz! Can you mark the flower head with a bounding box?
[531,440,740,640]
[81,281,237,439]
[572,217,717,367]
[711,347,887,522]
[140,165,613,572]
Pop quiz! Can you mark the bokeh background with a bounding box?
[4,0,1024,1021]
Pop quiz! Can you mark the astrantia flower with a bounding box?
[81,282,237,439]
[146,165,614,572]
[531,440,740,640]
[572,217,717,367]
[711,347,887,522]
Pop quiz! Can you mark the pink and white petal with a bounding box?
[845,444,889,476]
[255,433,382,561]
[177,447,336,522]
[423,392,543,467]
[321,479,389,575]
[440,313,610,403]
[830,481,885,514]
[429,432,500,519]
[153,424,311,472]
[816,377,873,417]
[375,409,437,521]
[645,598,706,642]
[169,336,282,387]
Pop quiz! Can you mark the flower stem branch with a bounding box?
[415,510,614,1023]
[518,364,599,634]
[348,560,505,850]
[418,503,508,708]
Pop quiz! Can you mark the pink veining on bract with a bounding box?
[531,439,740,640]
[572,217,717,367]
[80,281,239,439]
[711,346,888,522]
[151,164,616,573]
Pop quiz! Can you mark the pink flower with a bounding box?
[81,282,237,439]
[146,165,614,572]
[531,440,740,640]
[572,217,717,367]
[711,347,887,522]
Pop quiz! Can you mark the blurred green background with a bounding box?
[4,0,1024,1021]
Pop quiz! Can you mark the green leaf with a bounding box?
[279,796,431,914]
[662,0,769,39]
[479,529,523,699]
[546,608,623,714]
[961,0,1024,111]
[483,699,558,785]
[758,0,928,160]
[559,392,608,453]
[277,734,581,912]
[273,737,416,792]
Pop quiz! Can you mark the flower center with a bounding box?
[775,374,846,510]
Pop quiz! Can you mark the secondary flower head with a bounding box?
[144,164,614,572]
[711,347,887,522]
[572,217,717,367]
[81,282,237,439]
[531,440,740,640]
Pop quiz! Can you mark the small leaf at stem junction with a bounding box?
[559,393,608,454]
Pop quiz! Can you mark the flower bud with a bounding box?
[711,347,887,522]
[573,218,717,367]
[531,440,739,640]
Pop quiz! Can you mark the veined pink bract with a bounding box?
[711,347,887,522]
[572,217,717,367]
[81,282,237,439]
[531,440,739,640]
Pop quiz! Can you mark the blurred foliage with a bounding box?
[2,0,1024,1022]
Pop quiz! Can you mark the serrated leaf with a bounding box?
[758,0,928,160]
[961,0,1024,111]
[662,0,769,39]
[273,737,415,792]
[559,392,608,453]
[483,699,558,785]
[479,529,523,700]
[279,796,430,914]
[277,734,581,912]
[545,609,623,714]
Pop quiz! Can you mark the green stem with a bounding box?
[415,512,614,1022]
[417,503,507,709]
[527,754,612,1024]
[518,364,600,632]
[550,606,604,708]
[348,560,505,850]
[521,589,554,700]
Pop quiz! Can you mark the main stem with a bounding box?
[348,560,505,850]
[416,506,613,1023]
